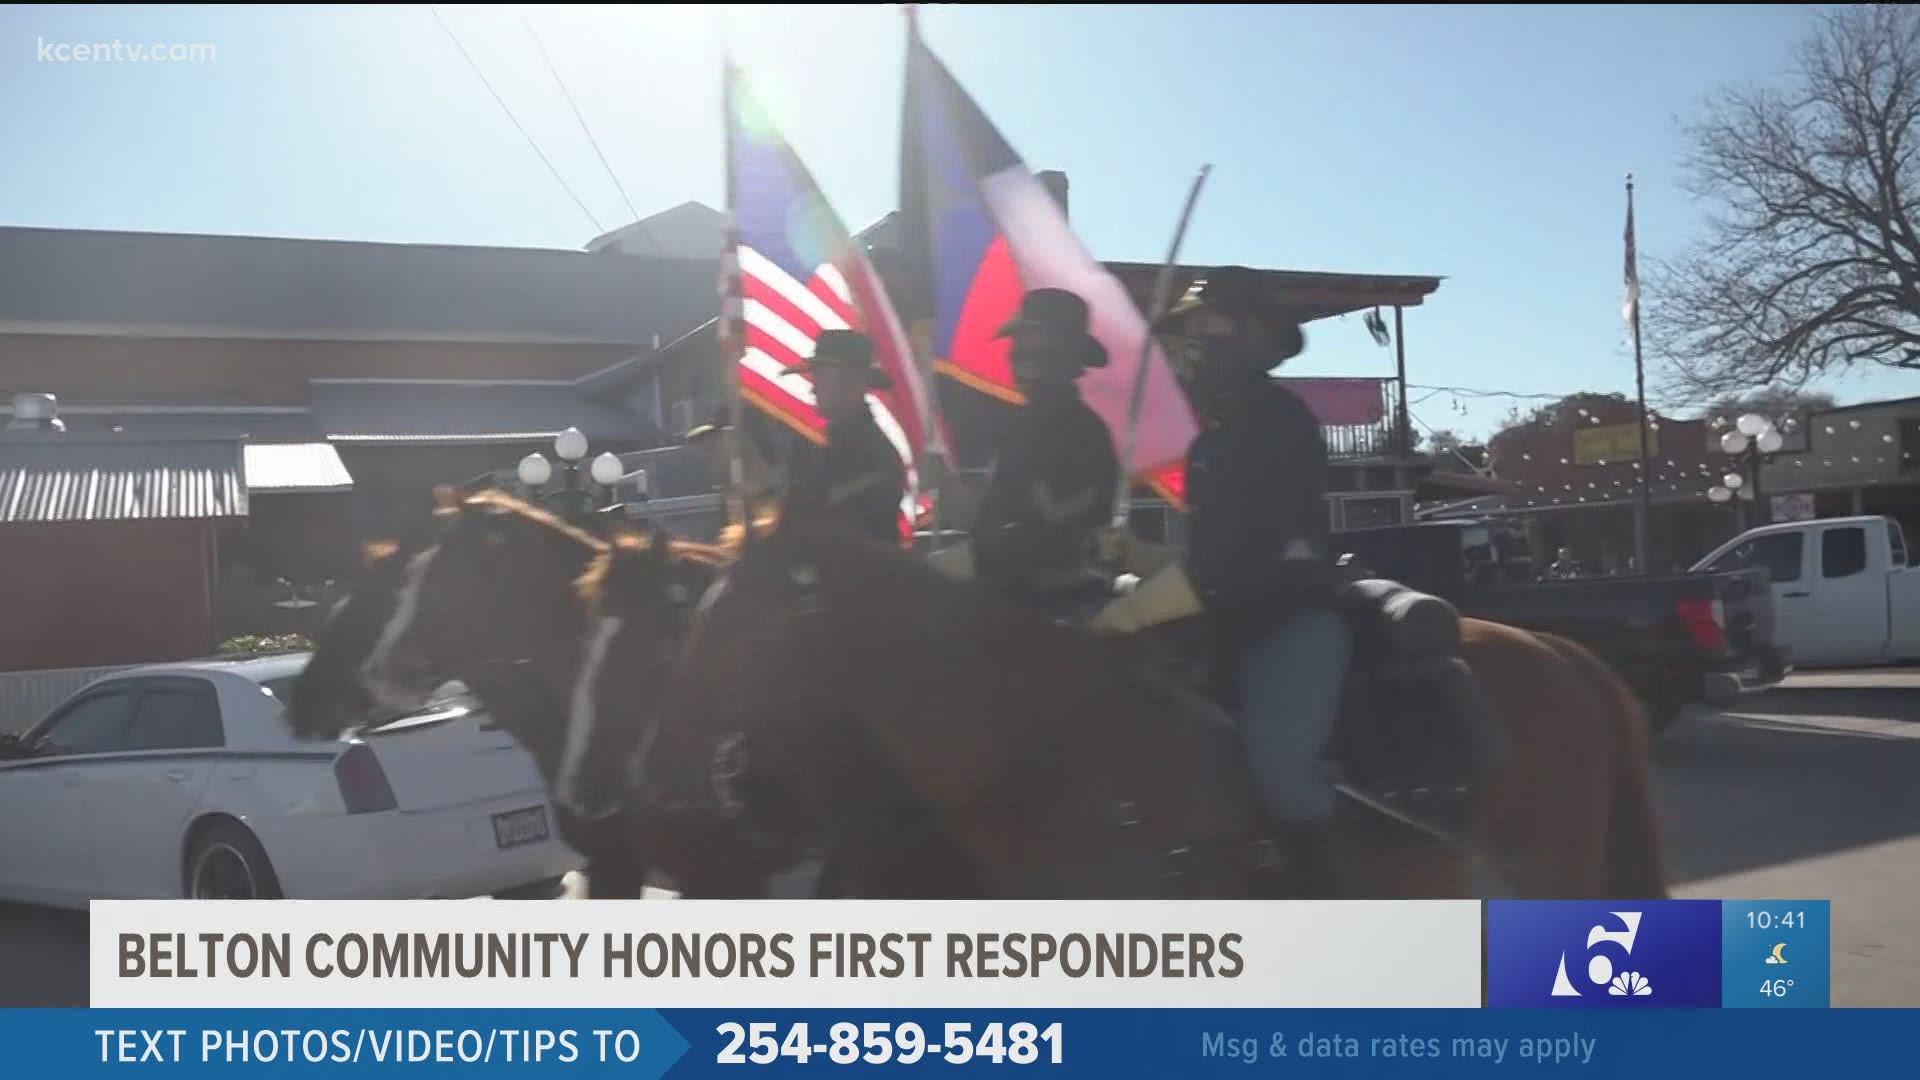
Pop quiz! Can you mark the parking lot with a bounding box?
[4,672,1918,1007]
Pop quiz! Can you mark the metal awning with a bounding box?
[309,382,649,444]
[0,439,247,524]
[243,442,353,493]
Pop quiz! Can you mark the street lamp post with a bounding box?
[515,426,636,523]
[1708,412,1786,529]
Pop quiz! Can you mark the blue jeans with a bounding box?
[1239,607,1354,828]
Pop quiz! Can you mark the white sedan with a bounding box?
[0,654,579,908]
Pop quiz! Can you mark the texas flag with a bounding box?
[898,16,1197,506]
[723,59,953,537]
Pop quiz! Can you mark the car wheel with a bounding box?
[184,821,283,900]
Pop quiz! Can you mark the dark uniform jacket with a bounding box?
[972,388,1120,594]
[786,407,906,545]
[1185,371,1334,644]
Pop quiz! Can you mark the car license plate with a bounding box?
[492,806,549,849]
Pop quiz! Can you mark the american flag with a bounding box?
[721,61,951,536]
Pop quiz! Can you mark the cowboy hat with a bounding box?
[685,405,731,443]
[995,288,1109,371]
[789,329,893,389]
[1152,265,1305,362]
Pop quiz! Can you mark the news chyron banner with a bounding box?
[15,897,1899,1077]
[92,900,1482,1009]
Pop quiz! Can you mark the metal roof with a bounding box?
[0,225,717,346]
[14,409,323,444]
[309,381,651,444]
[243,442,353,493]
[0,439,247,524]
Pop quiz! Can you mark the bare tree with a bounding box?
[1424,428,1489,474]
[1654,5,1920,396]
[1706,387,1837,423]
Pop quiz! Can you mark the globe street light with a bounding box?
[1708,412,1781,527]
[589,450,625,487]
[554,426,589,464]
[515,428,627,521]
[516,452,552,488]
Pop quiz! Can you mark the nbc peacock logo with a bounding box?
[1550,911,1652,998]
[1485,900,1723,1008]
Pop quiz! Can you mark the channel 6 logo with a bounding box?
[1485,901,1722,1007]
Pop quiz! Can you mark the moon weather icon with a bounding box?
[1765,943,1789,965]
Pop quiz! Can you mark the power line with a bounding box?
[1407,408,1493,475]
[1410,382,1725,420]
[429,5,605,233]
[521,14,643,229]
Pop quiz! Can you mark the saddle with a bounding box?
[923,538,1504,841]
[1325,579,1505,839]
[1090,567,1503,840]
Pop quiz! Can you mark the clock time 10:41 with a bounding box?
[1747,911,1805,931]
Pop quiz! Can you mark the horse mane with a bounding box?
[575,530,737,615]
[576,533,658,613]
[437,488,608,554]
[715,502,782,559]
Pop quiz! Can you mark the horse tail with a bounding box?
[1533,631,1669,899]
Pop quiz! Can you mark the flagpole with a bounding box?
[1110,163,1211,531]
[720,54,748,529]
[1628,172,1652,576]
[899,2,949,529]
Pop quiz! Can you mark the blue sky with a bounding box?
[3,3,1914,438]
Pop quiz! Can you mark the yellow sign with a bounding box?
[1574,422,1657,465]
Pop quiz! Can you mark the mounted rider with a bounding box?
[967,288,1121,608]
[1153,265,1352,894]
[783,329,908,546]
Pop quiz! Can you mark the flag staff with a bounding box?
[899,1,955,536]
[719,54,748,529]
[1627,172,1652,576]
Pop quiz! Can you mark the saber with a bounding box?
[1112,163,1212,530]
[1332,782,1540,895]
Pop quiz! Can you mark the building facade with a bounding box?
[2,189,1449,674]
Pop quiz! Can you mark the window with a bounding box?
[36,688,135,756]
[1342,496,1404,530]
[127,682,223,751]
[1822,527,1868,579]
[1705,532,1803,583]
[1890,522,1909,569]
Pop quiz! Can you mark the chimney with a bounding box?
[4,392,65,436]
[1037,170,1069,219]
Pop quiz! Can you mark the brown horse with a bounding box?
[342,491,735,896]
[284,522,669,898]
[618,514,1666,900]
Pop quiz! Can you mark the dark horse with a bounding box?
[608,512,1667,900]
[281,495,712,899]
[323,494,1269,898]
[322,493,1665,900]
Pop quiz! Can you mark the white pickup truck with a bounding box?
[1691,515,1920,669]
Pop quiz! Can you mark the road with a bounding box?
[1660,671,1920,1007]
[4,673,1917,1007]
